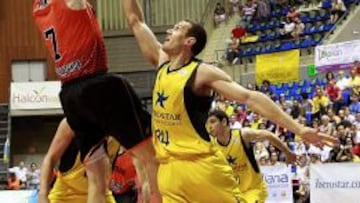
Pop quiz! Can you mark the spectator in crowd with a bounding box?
[260,80,274,96]
[325,78,343,113]
[290,99,303,119]
[254,141,270,160]
[229,0,241,16]
[319,115,333,135]
[231,24,247,39]
[349,94,360,114]
[225,35,240,65]
[7,172,21,190]
[229,113,242,129]
[347,68,360,95]
[287,7,300,22]
[236,105,247,124]
[279,17,296,39]
[269,152,281,166]
[330,0,347,23]
[343,106,355,122]
[311,88,329,120]
[336,70,349,91]
[27,162,40,190]
[292,18,305,40]
[242,0,257,23]
[325,71,336,83]
[214,2,227,27]
[255,0,271,21]
[8,161,28,189]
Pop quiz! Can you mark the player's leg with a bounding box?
[83,142,111,203]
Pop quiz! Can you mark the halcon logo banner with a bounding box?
[315,40,360,72]
[10,81,61,110]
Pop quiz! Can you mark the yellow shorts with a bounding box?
[49,179,115,203]
[242,183,268,203]
[157,150,246,203]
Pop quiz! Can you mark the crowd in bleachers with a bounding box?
[216,0,358,65]
[210,61,360,202]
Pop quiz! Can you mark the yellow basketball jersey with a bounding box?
[49,138,120,202]
[212,130,264,193]
[152,60,216,161]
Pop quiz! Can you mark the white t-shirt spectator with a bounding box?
[284,22,296,33]
[230,121,242,130]
[9,166,28,182]
[336,77,350,90]
[27,169,40,189]
[320,146,333,162]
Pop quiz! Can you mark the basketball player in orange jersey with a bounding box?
[33,1,159,203]
[122,0,338,202]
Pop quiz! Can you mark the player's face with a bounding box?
[206,116,223,137]
[163,21,192,54]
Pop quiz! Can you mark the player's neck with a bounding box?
[168,51,193,71]
[218,127,231,146]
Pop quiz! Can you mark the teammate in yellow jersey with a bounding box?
[207,109,297,203]
[122,0,337,202]
[39,118,151,203]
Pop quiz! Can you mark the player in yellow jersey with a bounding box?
[39,118,153,203]
[207,109,297,203]
[122,0,337,202]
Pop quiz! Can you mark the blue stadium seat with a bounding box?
[280,41,295,51]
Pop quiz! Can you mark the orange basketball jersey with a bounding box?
[33,0,107,83]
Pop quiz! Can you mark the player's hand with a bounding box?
[298,127,339,146]
[285,152,297,164]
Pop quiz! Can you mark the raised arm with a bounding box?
[39,118,74,203]
[196,64,338,145]
[122,0,168,67]
[242,128,296,164]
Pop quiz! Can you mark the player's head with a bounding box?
[207,109,229,137]
[163,20,207,56]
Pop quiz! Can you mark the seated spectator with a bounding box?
[235,105,247,123]
[229,0,241,16]
[279,17,296,39]
[225,35,240,65]
[8,161,28,189]
[229,113,242,129]
[325,79,343,113]
[336,70,350,91]
[7,172,21,190]
[319,115,334,135]
[311,88,329,120]
[330,0,347,23]
[231,24,247,39]
[292,18,305,40]
[255,0,271,21]
[347,68,360,96]
[214,2,227,27]
[260,80,273,96]
[287,6,300,22]
[349,94,360,114]
[242,0,257,23]
[269,151,281,166]
[27,162,40,190]
[290,99,303,119]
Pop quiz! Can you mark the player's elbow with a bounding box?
[127,14,143,29]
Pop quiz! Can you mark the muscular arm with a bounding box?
[242,129,294,160]
[39,118,74,198]
[197,64,302,135]
[122,0,168,67]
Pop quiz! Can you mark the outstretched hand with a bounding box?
[298,127,339,146]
